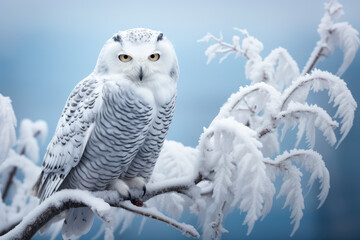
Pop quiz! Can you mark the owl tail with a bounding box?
[62,207,95,239]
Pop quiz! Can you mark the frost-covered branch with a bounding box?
[280,70,356,146]
[1,176,204,240]
[119,202,200,238]
[2,119,47,201]
[198,32,246,63]
[264,149,330,236]
[302,0,359,76]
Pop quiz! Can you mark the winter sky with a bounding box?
[0,0,359,239]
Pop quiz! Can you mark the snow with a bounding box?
[198,117,275,238]
[266,148,330,236]
[1,189,111,240]
[280,102,339,148]
[16,119,48,163]
[0,94,17,163]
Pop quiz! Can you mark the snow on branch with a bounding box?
[279,102,339,148]
[281,69,357,146]
[217,82,280,127]
[263,47,300,91]
[198,32,245,64]
[269,149,330,208]
[302,0,360,76]
[199,118,275,238]
[1,179,203,240]
[264,149,330,236]
[17,119,48,162]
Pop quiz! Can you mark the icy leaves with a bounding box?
[281,70,357,147]
[199,118,274,238]
[197,1,357,237]
[0,101,48,236]
[266,149,330,236]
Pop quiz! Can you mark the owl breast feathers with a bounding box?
[31,28,178,238]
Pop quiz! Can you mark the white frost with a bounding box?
[0,94,17,163]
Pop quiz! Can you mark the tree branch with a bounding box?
[119,202,199,238]
[1,166,17,200]
[1,175,204,240]
[1,130,41,201]
[302,46,325,75]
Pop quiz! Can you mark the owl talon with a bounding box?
[142,185,146,197]
[112,179,131,200]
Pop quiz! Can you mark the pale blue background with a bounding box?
[0,0,359,239]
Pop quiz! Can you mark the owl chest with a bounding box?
[91,90,154,160]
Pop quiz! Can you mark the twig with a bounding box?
[1,130,41,201]
[302,47,324,75]
[207,34,248,59]
[119,202,199,238]
[1,166,17,200]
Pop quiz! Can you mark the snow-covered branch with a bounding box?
[280,70,356,146]
[1,176,203,240]
[302,0,359,76]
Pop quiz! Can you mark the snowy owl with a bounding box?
[32,28,179,238]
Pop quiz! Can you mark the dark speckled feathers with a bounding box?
[113,28,164,45]
[33,77,176,201]
[34,77,103,201]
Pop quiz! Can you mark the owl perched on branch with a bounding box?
[32,28,179,238]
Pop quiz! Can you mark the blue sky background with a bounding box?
[0,0,359,239]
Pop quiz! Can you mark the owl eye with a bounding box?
[118,54,132,62]
[148,53,160,61]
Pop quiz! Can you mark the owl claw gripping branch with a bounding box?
[32,28,179,239]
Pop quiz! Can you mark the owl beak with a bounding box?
[139,67,144,81]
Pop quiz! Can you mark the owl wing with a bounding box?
[33,76,103,201]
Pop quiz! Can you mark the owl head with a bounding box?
[94,28,179,84]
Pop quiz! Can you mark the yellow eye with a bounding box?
[148,53,160,61]
[118,54,132,62]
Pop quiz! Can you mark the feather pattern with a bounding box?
[31,28,179,239]
[35,76,103,201]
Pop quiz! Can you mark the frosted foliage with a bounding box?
[0,94,48,236]
[280,102,338,148]
[146,140,200,219]
[195,0,356,238]
[264,48,300,91]
[303,0,359,75]
[0,94,17,163]
[281,70,356,147]
[199,118,275,238]
[0,150,41,233]
[17,119,48,163]
[276,163,304,237]
[332,22,360,76]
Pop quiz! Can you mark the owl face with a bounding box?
[95,28,179,84]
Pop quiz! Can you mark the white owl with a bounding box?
[32,28,179,238]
